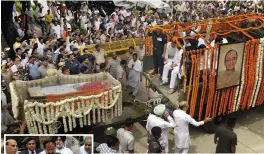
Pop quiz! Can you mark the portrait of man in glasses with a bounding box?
[217,49,241,89]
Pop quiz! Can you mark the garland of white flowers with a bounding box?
[10,73,121,134]
[252,38,264,107]
[9,83,20,118]
[233,42,247,112]
[235,42,247,111]
[24,84,122,134]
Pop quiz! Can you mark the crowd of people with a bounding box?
[5,136,93,154]
[2,0,263,153]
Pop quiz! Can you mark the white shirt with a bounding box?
[146,114,176,151]
[198,37,206,47]
[172,49,183,65]
[117,65,125,80]
[173,109,204,148]
[131,18,137,27]
[100,34,106,44]
[135,46,145,61]
[61,22,72,31]
[80,145,89,154]
[56,146,74,154]
[38,11,45,20]
[37,42,44,56]
[128,59,142,72]
[210,38,228,47]
[117,128,135,153]
[126,11,131,17]
[164,42,177,61]
[93,50,106,64]
[94,20,101,31]
[200,50,211,70]
[21,56,29,69]
[120,9,127,17]
[80,15,87,24]
[52,25,61,38]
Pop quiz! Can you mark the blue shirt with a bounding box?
[27,61,40,80]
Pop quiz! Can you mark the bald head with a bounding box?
[6,139,18,154]
[179,101,189,111]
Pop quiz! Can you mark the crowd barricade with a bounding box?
[81,37,145,55]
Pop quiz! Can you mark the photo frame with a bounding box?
[216,42,246,90]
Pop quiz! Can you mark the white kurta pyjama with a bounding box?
[173,110,204,153]
[127,59,142,96]
[162,43,183,89]
[146,114,176,153]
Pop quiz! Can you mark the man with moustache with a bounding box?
[52,136,73,154]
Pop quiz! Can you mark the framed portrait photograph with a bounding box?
[216,42,246,90]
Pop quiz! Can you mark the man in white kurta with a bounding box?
[160,41,183,93]
[146,104,176,153]
[160,41,177,85]
[108,52,121,79]
[173,101,211,153]
[93,44,107,72]
[127,53,142,100]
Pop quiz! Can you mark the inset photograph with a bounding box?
[4,135,93,154]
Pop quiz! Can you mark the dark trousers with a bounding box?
[39,20,46,35]
[153,50,164,77]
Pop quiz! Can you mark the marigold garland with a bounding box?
[189,52,197,117]
[242,40,255,110]
[198,49,208,120]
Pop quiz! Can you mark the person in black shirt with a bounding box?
[151,29,167,79]
[99,20,106,32]
[65,54,80,75]
[148,126,164,153]
[183,39,199,84]
[214,118,237,153]
[160,9,167,19]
